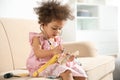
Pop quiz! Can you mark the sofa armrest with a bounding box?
[63,42,98,57]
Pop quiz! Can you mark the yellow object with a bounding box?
[32,43,61,77]
[17,73,29,77]
[32,54,59,77]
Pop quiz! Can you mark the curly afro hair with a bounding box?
[34,0,74,24]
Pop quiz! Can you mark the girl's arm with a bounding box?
[32,36,63,58]
[32,36,52,58]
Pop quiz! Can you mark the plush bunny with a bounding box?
[58,50,80,65]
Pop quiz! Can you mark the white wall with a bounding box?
[0,0,37,19]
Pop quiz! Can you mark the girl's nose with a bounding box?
[55,29,60,33]
[57,30,62,34]
[57,29,61,33]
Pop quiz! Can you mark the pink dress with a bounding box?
[26,32,87,78]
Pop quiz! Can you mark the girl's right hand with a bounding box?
[52,45,63,55]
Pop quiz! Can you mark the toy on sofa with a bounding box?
[58,51,79,65]
[32,50,79,77]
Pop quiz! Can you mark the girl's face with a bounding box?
[43,20,65,38]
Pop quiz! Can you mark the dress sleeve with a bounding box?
[29,32,39,45]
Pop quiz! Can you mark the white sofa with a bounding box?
[0,18,115,80]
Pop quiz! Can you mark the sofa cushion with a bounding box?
[0,56,115,80]
[0,70,60,80]
[79,56,115,80]
[101,73,113,80]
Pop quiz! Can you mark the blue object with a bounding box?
[47,76,57,79]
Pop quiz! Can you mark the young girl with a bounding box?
[26,0,87,80]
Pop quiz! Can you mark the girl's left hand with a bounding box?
[68,55,75,62]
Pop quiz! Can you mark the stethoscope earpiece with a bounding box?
[4,73,14,78]
[3,73,20,79]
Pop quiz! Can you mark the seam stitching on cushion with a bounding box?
[0,19,15,70]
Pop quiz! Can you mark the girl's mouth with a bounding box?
[52,34,56,37]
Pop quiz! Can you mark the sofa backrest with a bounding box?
[0,20,14,72]
[0,18,40,72]
[63,42,97,57]
[0,18,97,73]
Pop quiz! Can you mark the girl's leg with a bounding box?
[60,70,74,80]
[74,76,86,80]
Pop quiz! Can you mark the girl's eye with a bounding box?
[51,27,62,30]
[52,27,57,30]
[59,28,62,30]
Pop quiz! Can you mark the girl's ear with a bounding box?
[40,23,44,27]
[40,23,46,33]
[40,26,43,31]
